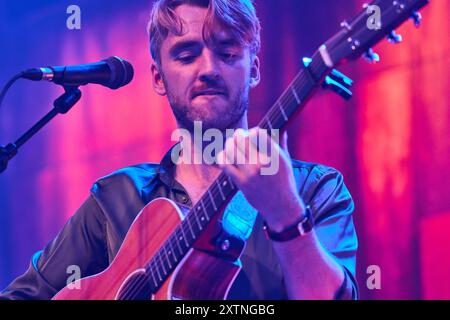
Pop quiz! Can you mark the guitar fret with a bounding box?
[174,232,184,255]
[158,251,167,275]
[278,101,289,121]
[227,176,235,189]
[149,268,159,287]
[168,238,178,262]
[200,199,210,221]
[193,207,203,230]
[179,226,190,247]
[216,180,225,201]
[197,205,206,223]
[208,189,217,211]
[154,259,163,281]
[186,216,196,238]
[291,86,301,104]
[163,245,172,269]
[266,117,274,130]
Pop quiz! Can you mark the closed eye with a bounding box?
[176,54,197,64]
[220,52,240,63]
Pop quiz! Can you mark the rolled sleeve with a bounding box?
[295,163,358,299]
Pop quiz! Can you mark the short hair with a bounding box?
[148,0,261,66]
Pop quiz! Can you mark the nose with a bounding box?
[198,49,221,83]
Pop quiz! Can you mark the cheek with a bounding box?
[165,71,191,98]
[226,68,250,93]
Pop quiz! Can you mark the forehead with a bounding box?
[161,4,237,51]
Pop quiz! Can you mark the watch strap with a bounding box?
[263,205,314,242]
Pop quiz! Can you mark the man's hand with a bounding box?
[217,127,306,232]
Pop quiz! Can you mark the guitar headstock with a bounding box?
[322,0,429,66]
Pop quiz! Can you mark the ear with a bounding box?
[249,55,261,89]
[151,62,167,96]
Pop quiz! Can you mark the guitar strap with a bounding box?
[221,191,258,241]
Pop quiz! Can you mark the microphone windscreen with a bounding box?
[104,56,134,89]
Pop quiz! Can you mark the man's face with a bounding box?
[153,4,259,132]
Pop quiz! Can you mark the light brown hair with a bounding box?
[148,0,261,66]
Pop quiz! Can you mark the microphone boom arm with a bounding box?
[0,85,81,173]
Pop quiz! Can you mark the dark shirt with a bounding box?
[0,148,358,300]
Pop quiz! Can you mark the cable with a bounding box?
[0,71,24,111]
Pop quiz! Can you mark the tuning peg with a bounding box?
[329,69,353,89]
[322,75,353,100]
[387,30,403,44]
[363,48,380,64]
[302,57,312,67]
[411,11,422,28]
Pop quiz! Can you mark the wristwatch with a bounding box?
[263,205,314,242]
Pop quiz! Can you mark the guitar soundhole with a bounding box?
[116,270,153,300]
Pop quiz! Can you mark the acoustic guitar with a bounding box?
[53,0,429,300]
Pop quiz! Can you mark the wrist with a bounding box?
[264,203,306,233]
[263,205,314,242]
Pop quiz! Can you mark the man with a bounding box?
[0,0,357,300]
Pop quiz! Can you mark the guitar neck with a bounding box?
[258,52,330,132]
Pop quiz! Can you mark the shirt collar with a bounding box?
[149,142,187,194]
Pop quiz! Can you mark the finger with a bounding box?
[217,150,244,184]
[233,128,249,165]
[257,128,274,166]
[247,132,260,165]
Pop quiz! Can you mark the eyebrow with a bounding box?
[168,37,241,57]
[215,38,240,47]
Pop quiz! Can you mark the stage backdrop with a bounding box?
[0,0,449,299]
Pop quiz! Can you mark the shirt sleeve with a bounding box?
[0,195,109,300]
[297,164,359,300]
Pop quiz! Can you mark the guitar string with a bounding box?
[119,58,323,299]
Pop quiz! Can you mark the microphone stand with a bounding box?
[0,85,82,173]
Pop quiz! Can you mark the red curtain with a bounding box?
[1,0,449,299]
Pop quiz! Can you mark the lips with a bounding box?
[191,89,227,99]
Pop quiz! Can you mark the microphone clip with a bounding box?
[54,85,82,114]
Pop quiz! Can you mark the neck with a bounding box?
[174,115,248,203]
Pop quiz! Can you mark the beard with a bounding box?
[163,76,249,133]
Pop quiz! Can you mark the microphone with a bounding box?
[21,56,134,89]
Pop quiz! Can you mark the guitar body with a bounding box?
[52,198,242,300]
